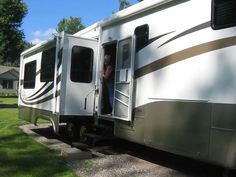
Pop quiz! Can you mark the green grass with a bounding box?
[0,97,78,177]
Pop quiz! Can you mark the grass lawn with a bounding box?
[0,97,78,177]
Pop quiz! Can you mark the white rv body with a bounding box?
[73,22,99,39]
[19,0,236,169]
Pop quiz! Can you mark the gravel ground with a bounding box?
[19,124,225,177]
[67,154,188,177]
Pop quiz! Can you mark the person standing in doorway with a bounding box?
[103,54,114,114]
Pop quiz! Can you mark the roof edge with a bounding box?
[100,0,174,27]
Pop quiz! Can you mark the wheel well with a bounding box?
[35,115,58,133]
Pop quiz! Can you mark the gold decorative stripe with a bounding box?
[134,36,236,79]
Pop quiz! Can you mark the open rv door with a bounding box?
[61,34,98,116]
[113,36,135,121]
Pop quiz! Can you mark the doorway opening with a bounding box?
[101,42,117,115]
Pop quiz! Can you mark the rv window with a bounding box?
[70,46,93,83]
[212,0,236,29]
[134,24,149,52]
[117,38,132,69]
[40,47,56,82]
[23,60,36,89]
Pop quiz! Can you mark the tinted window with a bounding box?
[134,24,149,52]
[40,47,56,82]
[212,0,236,29]
[70,46,93,83]
[24,60,36,89]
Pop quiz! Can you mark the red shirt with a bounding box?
[103,65,113,80]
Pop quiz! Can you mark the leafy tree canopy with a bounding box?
[119,0,143,11]
[0,0,27,66]
[56,16,85,35]
[119,0,131,10]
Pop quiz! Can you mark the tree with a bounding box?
[56,16,85,35]
[23,40,34,51]
[0,0,27,66]
[119,0,131,10]
[119,0,144,11]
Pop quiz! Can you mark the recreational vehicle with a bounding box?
[19,0,236,170]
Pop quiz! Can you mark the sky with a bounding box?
[22,0,138,44]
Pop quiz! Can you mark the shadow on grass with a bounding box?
[0,104,18,108]
[0,96,18,98]
[0,132,75,177]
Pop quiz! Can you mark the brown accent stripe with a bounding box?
[55,90,60,97]
[56,74,61,84]
[31,94,54,105]
[20,90,60,106]
[26,74,61,101]
[134,36,236,79]
[57,48,63,70]
[20,79,24,85]
[137,31,175,52]
[158,21,211,48]
[36,69,41,76]
[27,82,49,99]
[26,82,54,101]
